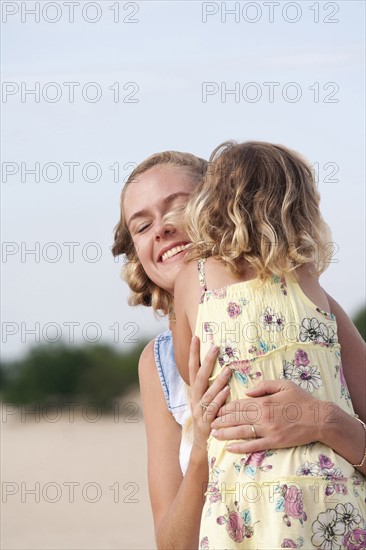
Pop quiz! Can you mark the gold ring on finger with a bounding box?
[250,425,258,439]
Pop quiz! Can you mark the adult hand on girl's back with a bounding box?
[210,379,331,453]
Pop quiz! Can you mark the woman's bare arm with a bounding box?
[139,340,208,550]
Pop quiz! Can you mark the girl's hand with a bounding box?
[188,336,231,453]
[210,379,329,453]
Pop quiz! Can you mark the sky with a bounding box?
[1,0,365,361]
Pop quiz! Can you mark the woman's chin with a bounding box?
[156,251,188,295]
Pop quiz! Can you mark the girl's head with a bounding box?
[185,141,331,279]
[112,151,207,316]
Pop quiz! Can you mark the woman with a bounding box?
[112,150,366,549]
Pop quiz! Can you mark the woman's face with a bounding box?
[123,165,194,294]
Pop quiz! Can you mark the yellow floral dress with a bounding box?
[195,260,365,550]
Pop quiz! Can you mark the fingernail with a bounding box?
[211,345,219,354]
[224,367,231,376]
[226,445,233,452]
[210,429,218,437]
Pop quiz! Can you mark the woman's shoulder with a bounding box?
[138,338,157,379]
[138,337,175,420]
[139,332,188,416]
[138,332,173,376]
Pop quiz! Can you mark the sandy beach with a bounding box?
[1,392,156,549]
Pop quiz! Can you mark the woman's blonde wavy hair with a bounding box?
[185,141,331,279]
[112,151,208,316]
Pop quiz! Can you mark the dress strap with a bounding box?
[197,258,207,303]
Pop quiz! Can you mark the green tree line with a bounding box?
[0,341,147,410]
[0,307,364,409]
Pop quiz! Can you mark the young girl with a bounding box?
[173,141,366,549]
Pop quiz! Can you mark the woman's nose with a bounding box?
[154,222,176,240]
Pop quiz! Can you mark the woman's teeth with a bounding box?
[161,244,189,262]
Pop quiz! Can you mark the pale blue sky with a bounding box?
[1,1,365,359]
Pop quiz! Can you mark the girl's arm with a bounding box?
[324,291,366,421]
[139,338,229,549]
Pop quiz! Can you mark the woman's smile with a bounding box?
[158,242,191,263]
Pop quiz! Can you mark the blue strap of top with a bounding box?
[154,330,188,419]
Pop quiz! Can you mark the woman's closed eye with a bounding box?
[135,222,151,234]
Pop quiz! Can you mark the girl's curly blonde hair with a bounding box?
[185,141,331,279]
[112,151,208,316]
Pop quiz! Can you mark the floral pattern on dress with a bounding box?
[209,287,228,300]
[299,317,337,347]
[296,460,321,477]
[227,301,242,318]
[343,527,366,550]
[351,473,365,500]
[203,457,227,519]
[201,287,228,303]
[248,339,278,358]
[333,351,351,407]
[233,450,274,479]
[216,504,257,543]
[261,306,286,331]
[316,307,336,321]
[296,454,348,498]
[232,363,262,387]
[311,503,366,549]
[218,339,240,367]
[281,349,323,393]
[205,479,223,511]
[273,483,307,526]
[273,274,288,296]
[203,321,214,333]
[281,536,305,548]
